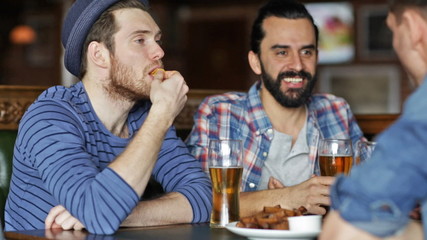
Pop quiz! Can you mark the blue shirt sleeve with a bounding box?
[330,80,427,237]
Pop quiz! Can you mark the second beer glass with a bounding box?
[208,139,243,228]
[318,139,353,176]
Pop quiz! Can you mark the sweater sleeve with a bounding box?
[19,102,139,234]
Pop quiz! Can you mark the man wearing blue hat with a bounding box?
[4,0,212,235]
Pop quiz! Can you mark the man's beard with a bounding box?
[106,57,151,102]
[261,63,317,108]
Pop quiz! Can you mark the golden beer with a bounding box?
[319,155,353,176]
[209,166,243,228]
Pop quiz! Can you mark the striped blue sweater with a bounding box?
[4,82,212,234]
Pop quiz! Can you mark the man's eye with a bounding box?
[301,49,313,56]
[277,50,287,56]
[136,39,145,44]
[156,40,163,46]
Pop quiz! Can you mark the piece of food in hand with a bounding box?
[150,68,165,76]
[237,205,307,230]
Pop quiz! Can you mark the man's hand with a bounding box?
[320,211,381,240]
[319,210,424,240]
[45,205,85,231]
[285,175,334,215]
[150,69,188,124]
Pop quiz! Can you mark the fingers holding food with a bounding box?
[149,68,188,122]
[150,68,165,82]
[150,68,181,83]
[150,68,165,76]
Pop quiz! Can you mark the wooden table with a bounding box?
[4,223,247,240]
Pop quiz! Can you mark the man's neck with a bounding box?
[82,78,134,138]
[260,86,307,140]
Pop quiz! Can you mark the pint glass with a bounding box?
[208,139,243,228]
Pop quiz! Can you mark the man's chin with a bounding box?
[279,96,306,108]
[283,93,302,102]
[282,102,304,108]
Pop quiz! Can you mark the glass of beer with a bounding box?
[318,139,353,176]
[208,139,243,228]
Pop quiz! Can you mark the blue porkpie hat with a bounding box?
[61,0,150,77]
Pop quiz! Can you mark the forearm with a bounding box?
[121,192,193,227]
[109,106,172,196]
[241,176,333,217]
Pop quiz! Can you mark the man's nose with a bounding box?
[288,54,303,71]
[151,43,164,61]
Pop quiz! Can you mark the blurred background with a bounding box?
[1,0,405,223]
[0,0,410,114]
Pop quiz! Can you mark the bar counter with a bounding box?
[4,223,247,240]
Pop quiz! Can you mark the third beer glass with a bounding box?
[208,139,243,228]
[318,139,353,176]
[355,141,377,165]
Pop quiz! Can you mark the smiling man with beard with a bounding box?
[4,0,212,235]
[186,0,365,217]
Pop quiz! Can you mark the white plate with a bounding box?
[225,222,320,240]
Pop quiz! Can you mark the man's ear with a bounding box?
[248,51,262,75]
[87,41,110,69]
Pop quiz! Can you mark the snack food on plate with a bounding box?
[236,205,307,230]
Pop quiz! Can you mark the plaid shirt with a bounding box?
[186,81,365,192]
